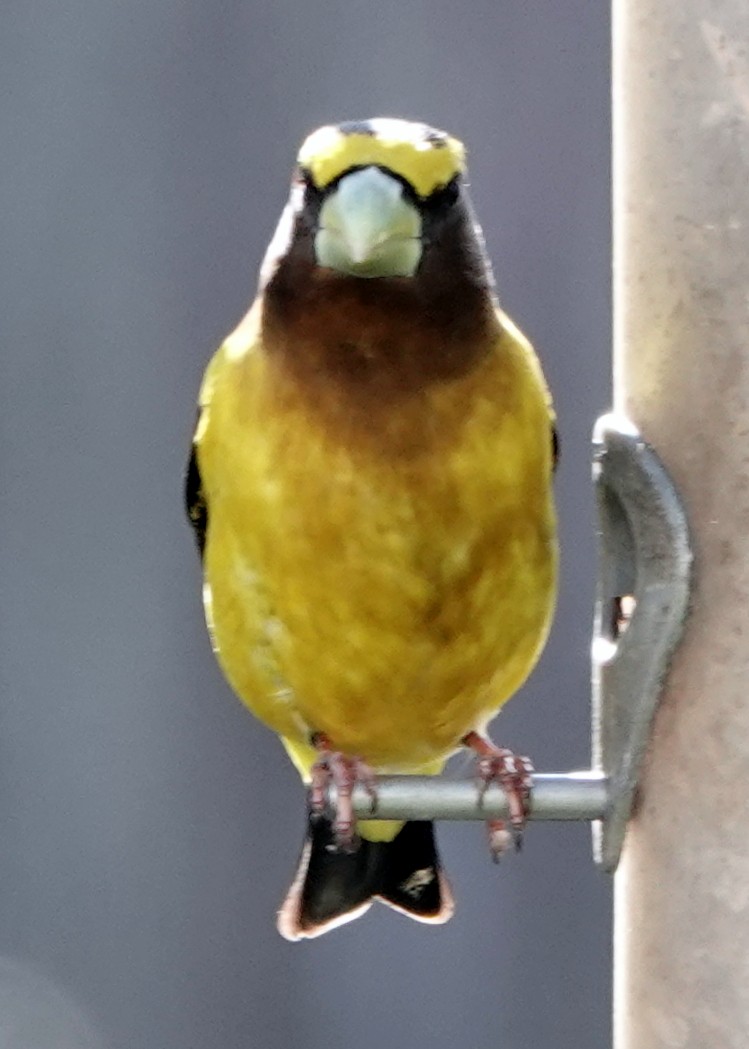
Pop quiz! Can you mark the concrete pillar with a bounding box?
[613,3,749,1047]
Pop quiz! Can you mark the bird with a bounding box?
[186,117,558,941]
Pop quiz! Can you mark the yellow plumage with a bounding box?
[188,118,557,935]
[298,118,465,197]
[197,306,555,773]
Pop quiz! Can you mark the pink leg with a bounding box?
[462,731,534,861]
[309,733,378,852]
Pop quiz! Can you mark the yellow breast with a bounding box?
[197,304,557,774]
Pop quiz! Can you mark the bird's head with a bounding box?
[297,118,465,279]
[260,118,486,287]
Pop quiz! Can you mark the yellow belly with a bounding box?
[199,311,557,775]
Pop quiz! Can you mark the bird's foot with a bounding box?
[462,731,534,861]
[308,733,378,853]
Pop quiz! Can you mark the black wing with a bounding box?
[185,423,208,558]
[551,423,560,472]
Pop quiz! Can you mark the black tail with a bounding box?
[277,816,454,941]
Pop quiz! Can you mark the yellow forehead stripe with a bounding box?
[298,122,466,199]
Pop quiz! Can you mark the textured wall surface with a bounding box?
[614,3,749,1047]
[1,3,611,1048]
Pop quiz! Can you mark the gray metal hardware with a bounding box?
[591,413,693,870]
[340,771,608,823]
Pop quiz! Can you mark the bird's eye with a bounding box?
[290,167,323,211]
[422,178,460,213]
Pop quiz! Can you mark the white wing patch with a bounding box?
[398,867,436,899]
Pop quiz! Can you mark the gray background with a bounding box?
[1,2,611,1048]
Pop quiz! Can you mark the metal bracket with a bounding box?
[591,413,693,871]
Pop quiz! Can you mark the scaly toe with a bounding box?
[462,731,535,861]
[308,738,379,853]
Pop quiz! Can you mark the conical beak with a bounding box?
[314,166,422,278]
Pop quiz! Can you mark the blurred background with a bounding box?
[1,2,611,1047]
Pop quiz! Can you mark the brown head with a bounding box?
[260,118,500,397]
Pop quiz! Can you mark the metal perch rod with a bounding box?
[331,771,609,822]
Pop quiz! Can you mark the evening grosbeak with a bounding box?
[186,118,558,940]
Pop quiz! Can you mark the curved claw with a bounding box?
[309,735,378,853]
[487,820,515,863]
[462,731,534,860]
